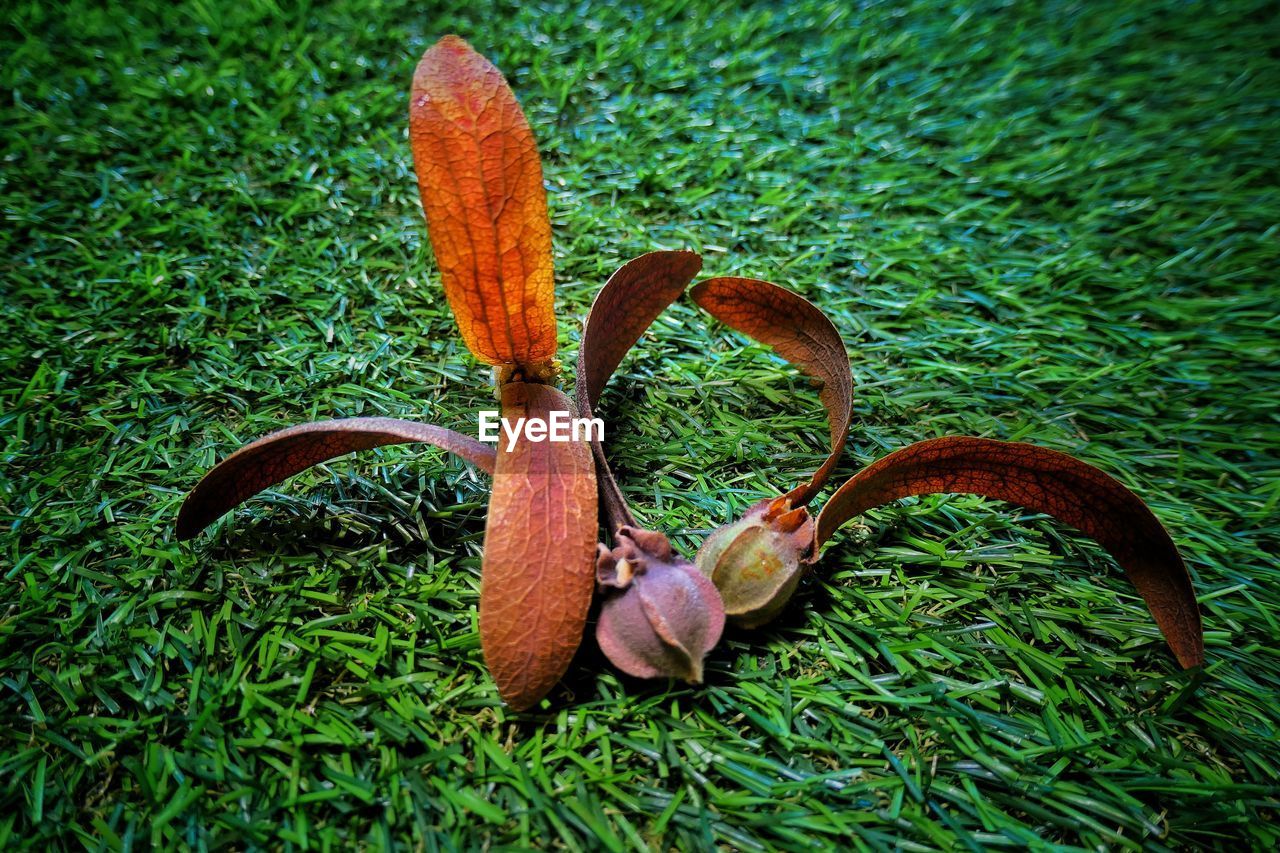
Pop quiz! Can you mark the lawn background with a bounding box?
[3,0,1278,848]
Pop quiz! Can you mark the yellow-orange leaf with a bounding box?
[409,36,556,367]
[480,383,599,710]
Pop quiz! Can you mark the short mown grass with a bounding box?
[3,0,1278,847]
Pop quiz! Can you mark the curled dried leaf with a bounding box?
[575,250,703,532]
[480,383,599,710]
[176,417,495,540]
[578,250,704,410]
[409,36,557,368]
[691,277,852,506]
[596,526,725,682]
[816,436,1204,669]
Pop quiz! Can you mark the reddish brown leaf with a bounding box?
[816,436,1204,668]
[480,383,599,710]
[176,418,495,540]
[577,250,703,409]
[409,36,556,367]
[690,277,852,506]
[575,250,702,531]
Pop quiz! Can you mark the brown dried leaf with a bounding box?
[690,277,852,506]
[176,418,495,540]
[480,383,599,710]
[577,250,703,409]
[575,250,702,531]
[816,436,1204,668]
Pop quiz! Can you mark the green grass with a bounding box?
[3,0,1278,847]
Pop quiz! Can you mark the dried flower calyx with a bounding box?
[595,527,726,683]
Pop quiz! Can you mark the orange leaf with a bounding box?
[816,436,1204,668]
[409,36,556,367]
[575,250,702,531]
[691,277,852,506]
[176,417,495,540]
[480,383,599,709]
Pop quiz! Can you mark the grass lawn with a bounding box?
[3,0,1278,847]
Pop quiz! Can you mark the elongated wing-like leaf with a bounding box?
[575,250,702,531]
[480,383,599,710]
[690,277,852,507]
[176,418,495,540]
[577,250,703,408]
[816,436,1203,668]
[409,36,556,367]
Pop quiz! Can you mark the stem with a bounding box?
[593,439,637,533]
[574,372,636,535]
[784,480,817,509]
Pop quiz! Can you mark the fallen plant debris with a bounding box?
[594,525,725,684]
[578,267,1203,672]
[177,36,1204,712]
[181,35,601,711]
[688,278,1205,670]
[576,252,726,681]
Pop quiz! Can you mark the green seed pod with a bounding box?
[696,496,816,628]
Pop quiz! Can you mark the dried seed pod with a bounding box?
[596,527,725,683]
